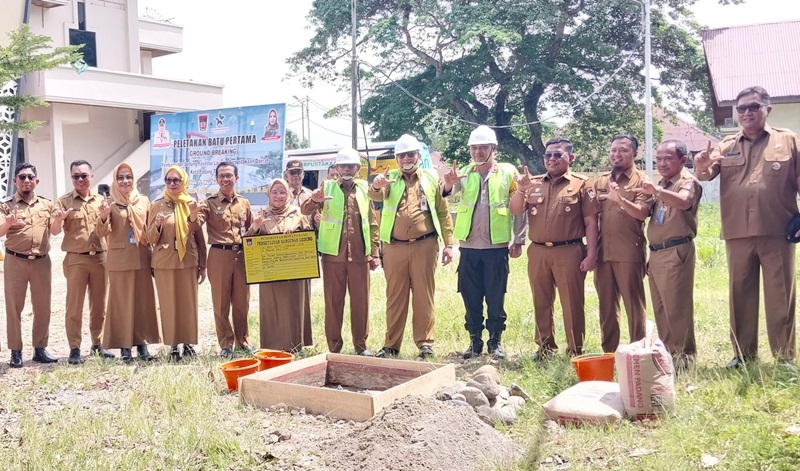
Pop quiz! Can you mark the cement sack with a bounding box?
[615,338,675,419]
[541,381,624,425]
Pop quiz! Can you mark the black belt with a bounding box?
[391,231,437,243]
[5,248,46,260]
[70,250,104,256]
[532,238,582,247]
[649,236,692,252]
[211,244,242,251]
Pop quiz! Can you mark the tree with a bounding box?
[0,24,82,132]
[289,0,741,173]
[285,128,310,150]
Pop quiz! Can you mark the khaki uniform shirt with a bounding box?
[96,196,151,271]
[57,190,107,254]
[0,193,55,255]
[368,169,454,245]
[701,125,800,240]
[246,206,312,236]
[301,180,380,262]
[201,191,252,245]
[524,171,599,242]
[290,186,316,229]
[594,167,654,263]
[146,198,206,269]
[646,168,702,245]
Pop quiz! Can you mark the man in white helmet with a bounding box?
[369,134,455,359]
[443,125,527,359]
[302,148,380,355]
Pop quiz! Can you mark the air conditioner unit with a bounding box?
[723,117,736,128]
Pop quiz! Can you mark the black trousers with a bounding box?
[457,247,509,335]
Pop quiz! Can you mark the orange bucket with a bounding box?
[219,358,259,392]
[253,349,294,371]
[571,353,616,382]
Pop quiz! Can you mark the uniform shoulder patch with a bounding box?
[586,187,596,199]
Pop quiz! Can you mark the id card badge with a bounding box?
[654,205,667,225]
[174,239,178,250]
[128,230,136,245]
[419,187,429,212]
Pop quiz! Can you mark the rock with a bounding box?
[435,382,465,401]
[506,396,526,411]
[449,399,472,408]
[469,374,501,399]
[269,403,288,413]
[509,383,532,401]
[491,405,518,425]
[451,393,467,402]
[497,386,510,401]
[475,405,493,425]
[473,365,501,385]
[460,386,490,409]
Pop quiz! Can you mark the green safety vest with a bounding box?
[453,163,515,244]
[379,169,443,243]
[317,180,373,256]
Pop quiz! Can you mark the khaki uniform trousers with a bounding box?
[648,242,696,357]
[726,236,796,360]
[64,252,107,349]
[595,260,647,353]
[322,260,370,352]
[528,243,586,355]
[4,255,51,350]
[382,236,438,350]
[208,248,251,349]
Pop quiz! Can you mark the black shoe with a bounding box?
[120,348,133,364]
[356,348,373,356]
[32,347,58,363]
[220,347,234,359]
[375,347,400,358]
[9,350,22,368]
[418,345,434,359]
[487,332,506,359]
[136,344,155,362]
[68,348,84,365]
[726,356,754,369]
[463,334,484,359]
[170,346,181,362]
[91,344,116,359]
[183,344,196,358]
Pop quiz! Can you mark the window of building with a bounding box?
[69,29,97,67]
[77,1,86,31]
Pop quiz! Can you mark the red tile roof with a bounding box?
[657,110,719,153]
[702,20,800,105]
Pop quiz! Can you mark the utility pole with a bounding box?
[643,0,653,178]
[306,95,311,146]
[292,95,306,144]
[350,0,358,149]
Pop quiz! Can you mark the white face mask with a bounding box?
[340,175,354,181]
[402,163,418,171]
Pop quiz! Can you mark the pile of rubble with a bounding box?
[435,365,529,426]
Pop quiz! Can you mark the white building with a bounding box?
[1,0,223,199]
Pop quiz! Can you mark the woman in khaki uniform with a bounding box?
[97,163,160,362]
[148,165,207,362]
[247,178,312,353]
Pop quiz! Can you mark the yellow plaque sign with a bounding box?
[242,231,320,284]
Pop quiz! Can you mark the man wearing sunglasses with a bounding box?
[593,134,655,354]
[442,125,526,360]
[52,160,114,365]
[511,138,599,360]
[0,164,59,367]
[695,86,800,368]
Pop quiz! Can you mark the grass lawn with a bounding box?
[1,202,800,470]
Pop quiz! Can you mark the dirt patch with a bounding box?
[266,395,522,471]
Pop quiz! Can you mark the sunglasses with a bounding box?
[165,178,183,185]
[71,174,91,180]
[544,152,567,160]
[16,174,36,181]
[735,103,765,114]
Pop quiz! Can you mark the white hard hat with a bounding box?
[467,125,498,146]
[394,134,421,154]
[335,147,361,166]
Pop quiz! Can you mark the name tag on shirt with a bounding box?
[128,230,136,245]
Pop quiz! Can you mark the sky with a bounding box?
[138,0,800,149]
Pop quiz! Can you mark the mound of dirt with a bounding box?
[313,395,522,470]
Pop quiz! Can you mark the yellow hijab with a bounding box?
[110,163,146,245]
[162,165,193,260]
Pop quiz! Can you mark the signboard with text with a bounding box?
[242,231,320,284]
[150,104,286,205]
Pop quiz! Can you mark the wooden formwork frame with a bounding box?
[239,353,457,421]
